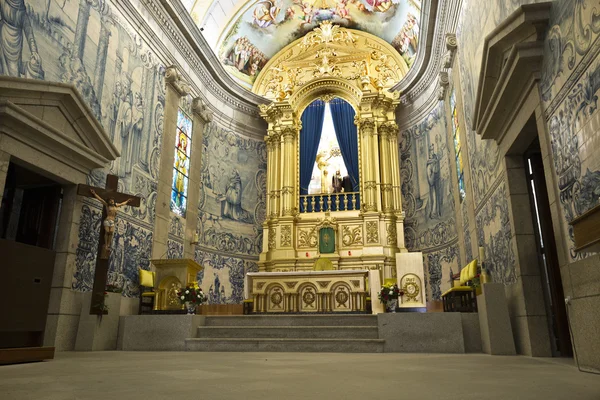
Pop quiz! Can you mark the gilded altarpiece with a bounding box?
[253,22,412,281]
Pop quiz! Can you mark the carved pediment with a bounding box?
[472,3,551,144]
[0,77,118,177]
[253,21,408,101]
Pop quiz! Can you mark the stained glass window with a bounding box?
[450,90,466,201]
[171,109,193,217]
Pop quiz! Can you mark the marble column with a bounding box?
[74,0,91,61]
[93,16,112,102]
[183,97,212,259]
[151,66,189,259]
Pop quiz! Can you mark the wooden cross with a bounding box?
[77,174,140,315]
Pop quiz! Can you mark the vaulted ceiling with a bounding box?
[182,0,422,90]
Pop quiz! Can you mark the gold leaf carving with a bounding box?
[281,225,292,247]
[387,223,397,246]
[268,228,276,250]
[342,225,363,247]
[297,227,318,248]
[366,221,379,244]
[317,281,331,289]
[350,280,361,288]
[285,281,298,289]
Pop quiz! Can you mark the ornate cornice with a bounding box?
[393,0,462,108]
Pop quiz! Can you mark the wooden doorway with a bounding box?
[0,161,62,351]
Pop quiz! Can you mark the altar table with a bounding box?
[245,270,369,313]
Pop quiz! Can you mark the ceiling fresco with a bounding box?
[184,0,422,90]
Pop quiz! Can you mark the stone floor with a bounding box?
[1,352,599,400]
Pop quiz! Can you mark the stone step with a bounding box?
[196,326,380,339]
[185,338,385,353]
[203,315,378,327]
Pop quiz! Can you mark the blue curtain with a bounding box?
[330,98,359,192]
[300,100,326,195]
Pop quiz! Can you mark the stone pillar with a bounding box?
[0,150,10,205]
[74,0,91,61]
[93,16,112,102]
[151,66,189,259]
[140,65,157,169]
[183,97,212,259]
[44,185,84,350]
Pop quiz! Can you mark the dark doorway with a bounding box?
[0,162,62,349]
[524,139,573,357]
[1,162,63,249]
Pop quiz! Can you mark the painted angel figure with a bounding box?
[253,1,281,28]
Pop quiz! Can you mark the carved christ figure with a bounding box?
[90,189,131,258]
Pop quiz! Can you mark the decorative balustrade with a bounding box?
[299,192,360,213]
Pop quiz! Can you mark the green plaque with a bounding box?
[319,227,335,254]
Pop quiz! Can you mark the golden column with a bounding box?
[281,125,298,216]
[357,118,376,212]
[378,122,395,214]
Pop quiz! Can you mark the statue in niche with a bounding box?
[316,151,331,193]
[217,169,254,224]
[426,143,442,218]
[0,0,44,79]
[332,170,343,193]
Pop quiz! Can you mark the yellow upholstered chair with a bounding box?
[313,257,334,271]
[138,268,157,314]
[441,260,478,312]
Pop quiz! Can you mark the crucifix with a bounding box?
[77,174,140,315]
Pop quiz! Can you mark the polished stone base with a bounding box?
[74,292,121,351]
[119,312,480,353]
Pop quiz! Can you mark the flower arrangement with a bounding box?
[378,283,404,303]
[177,282,206,314]
[471,274,481,289]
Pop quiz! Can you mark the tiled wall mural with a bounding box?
[0,0,267,301]
[454,0,600,279]
[0,0,165,297]
[542,0,600,260]
[454,0,545,286]
[194,121,267,303]
[400,101,460,300]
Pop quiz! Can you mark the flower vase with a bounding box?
[386,298,398,313]
[185,302,196,315]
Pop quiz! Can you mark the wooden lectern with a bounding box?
[150,259,203,311]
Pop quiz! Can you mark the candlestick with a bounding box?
[479,246,485,264]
